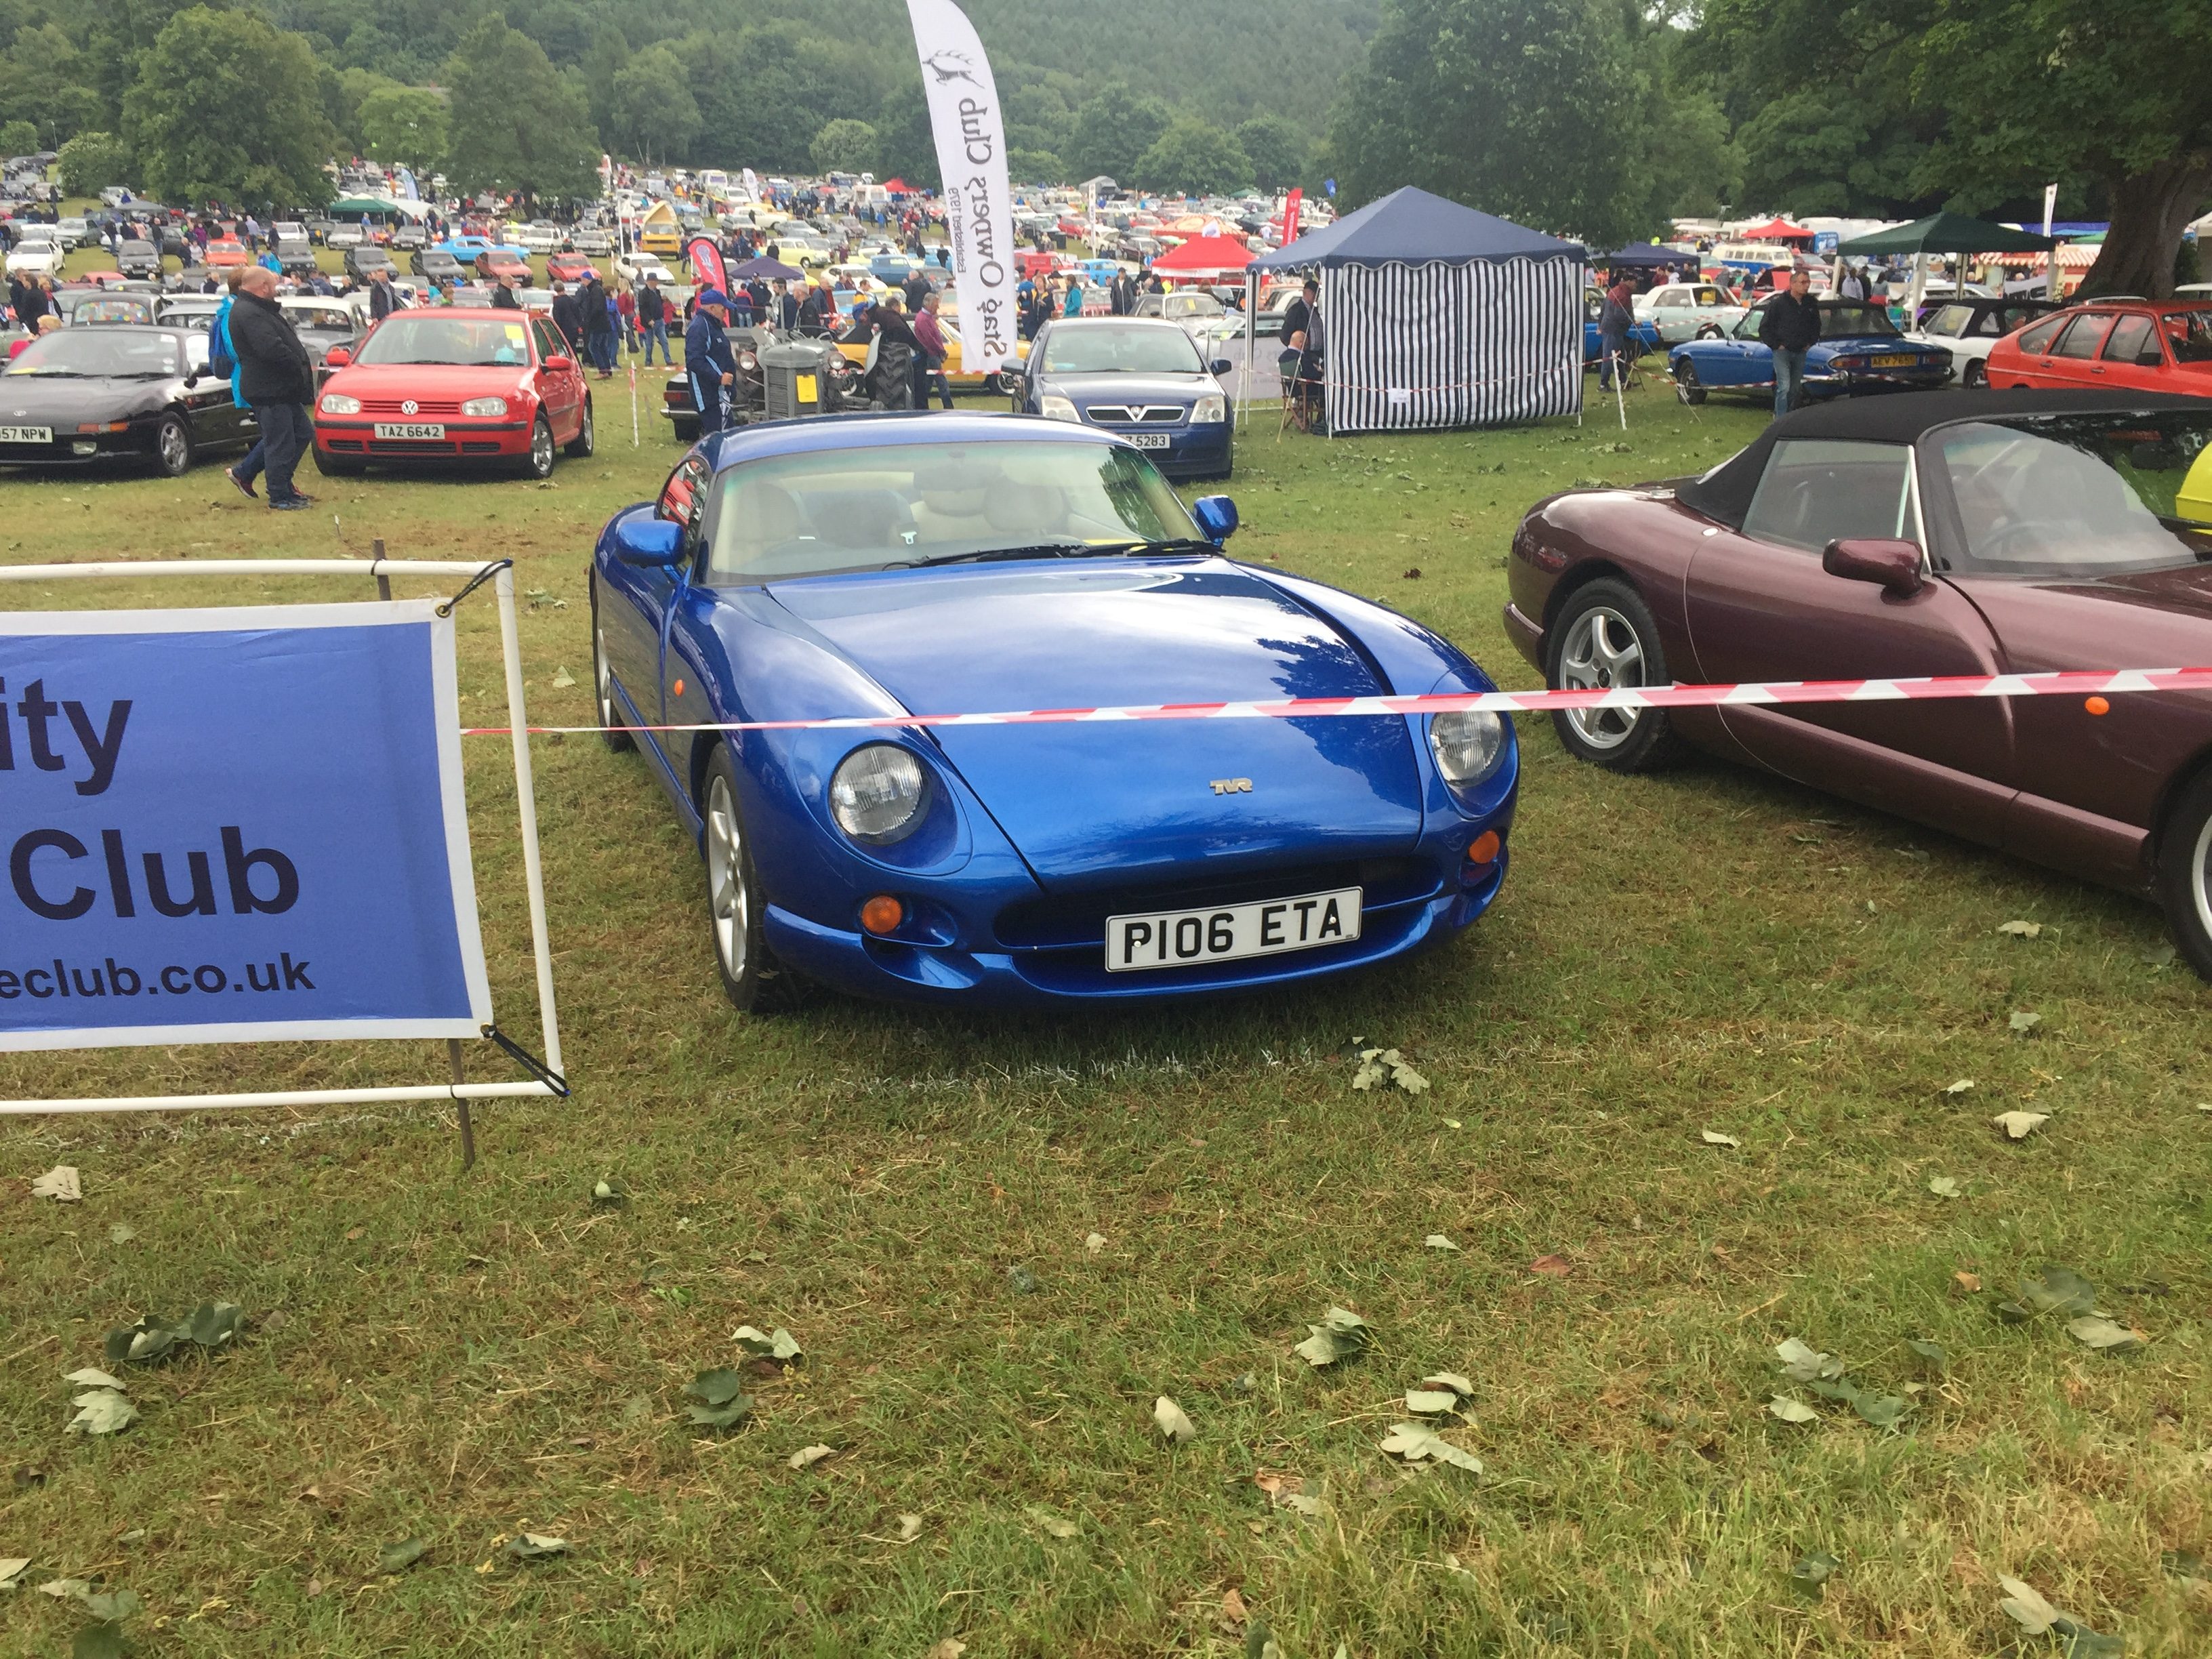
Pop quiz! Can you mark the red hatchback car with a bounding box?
[1986,298,2212,394]
[546,252,595,284]
[312,307,592,478]
[474,248,531,283]
[1506,390,2212,976]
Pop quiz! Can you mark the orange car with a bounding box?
[1986,299,2212,395]
[202,238,250,268]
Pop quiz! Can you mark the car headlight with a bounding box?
[1191,392,1226,424]
[738,351,758,371]
[1038,393,1080,423]
[318,393,360,415]
[1429,710,1505,790]
[830,744,928,844]
[460,396,508,416]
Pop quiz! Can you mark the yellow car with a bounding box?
[832,314,1030,390]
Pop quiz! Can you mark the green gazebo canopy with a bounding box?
[1837,211,2057,257]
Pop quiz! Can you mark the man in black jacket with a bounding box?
[550,281,583,356]
[368,267,396,321]
[226,267,315,510]
[1757,270,1823,417]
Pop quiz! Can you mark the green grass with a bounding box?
[3,379,2209,1658]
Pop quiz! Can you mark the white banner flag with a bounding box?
[904,0,1017,372]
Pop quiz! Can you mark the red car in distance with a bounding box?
[202,237,250,268]
[475,247,531,283]
[312,308,592,479]
[1986,299,2212,394]
[546,251,596,284]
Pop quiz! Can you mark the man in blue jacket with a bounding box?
[216,269,266,500]
[685,287,737,436]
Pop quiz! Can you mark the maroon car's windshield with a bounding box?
[1937,413,2212,575]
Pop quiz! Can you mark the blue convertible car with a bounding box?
[590,413,1517,1010]
[1669,295,1952,405]
[1010,317,1235,481]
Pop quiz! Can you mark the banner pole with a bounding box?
[492,569,562,1079]
[449,1039,473,1170]
[1614,352,1627,430]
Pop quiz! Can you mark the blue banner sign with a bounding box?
[1813,230,1839,255]
[0,602,491,1051]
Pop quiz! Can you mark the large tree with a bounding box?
[356,83,447,174]
[608,42,700,165]
[57,129,131,196]
[1912,0,2212,297]
[1068,83,1171,184]
[1235,114,1309,194]
[441,16,599,205]
[124,7,333,207]
[1134,118,1251,196]
[809,117,878,178]
[1327,0,1656,245]
[874,79,939,190]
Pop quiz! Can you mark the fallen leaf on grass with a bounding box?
[1083,1232,1106,1256]
[1152,1397,1196,1443]
[1419,1372,1475,1397]
[38,1579,92,1599]
[1530,1253,1570,1277]
[2017,1265,2097,1317]
[1927,1175,1962,1198]
[1404,1388,1460,1415]
[374,1538,428,1574]
[550,666,576,689]
[1026,1507,1078,1540]
[1852,1391,1909,1429]
[1997,1575,2060,1635]
[1293,1307,1372,1368]
[1906,1339,1949,1372]
[32,1166,81,1202]
[1942,1079,1975,1096]
[731,1326,802,1363]
[787,1443,835,1471]
[897,1513,924,1543]
[107,1225,134,1245]
[504,1533,569,1560]
[0,1558,28,1589]
[67,1391,137,1436]
[104,1303,241,1366]
[1378,1422,1482,1472]
[62,1369,125,1391]
[1776,1339,1844,1383]
[682,1369,752,1430]
[2066,1315,2144,1353]
[1998,920,2043,938]
[1954,1271,1982,1293]
[2009,1010,2042,1035]
[1992,1110,2050,1140]
[1006,1265,1039,1295]
[1789,1549,1841,1590]
[1423,1234,1459,1252]
[1700,1130,1740,1148]
[1351,1047,1429,1095]
[1767,1395,1819,1425]
[926,1642,966,1659]
[2142,943,2177,968]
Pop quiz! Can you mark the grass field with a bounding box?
[3,370,2209,1658]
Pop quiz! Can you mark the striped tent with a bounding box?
[1247,186,1586,434]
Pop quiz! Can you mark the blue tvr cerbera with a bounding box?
[589,411,1518,1010]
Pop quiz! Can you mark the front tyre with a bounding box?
[565,394,595,457]
[700,743,796,1014]
[152,413,192,477]
[590,591,634,754]
[1546,578,1687,773]
[520,413,556,479]
[1673,359,1706,405]
[2157,767,2212,981]
[1963,359,1989,390]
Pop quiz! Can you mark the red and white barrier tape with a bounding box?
[462,665,2212,737]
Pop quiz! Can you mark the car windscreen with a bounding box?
[1039,325,1206,375]
[1820,305,1900,339]
[6,330,181,377]
[117,241,155,256]
[1936,414,2212,576]
[355,315,531,367]
[1922,304,1973,337]
[285,305,356,331]
[704,440,1200,581]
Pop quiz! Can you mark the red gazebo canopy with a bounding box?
[1148,234,1256,278]
[882,178,910,193]
[1741,216,1814,242]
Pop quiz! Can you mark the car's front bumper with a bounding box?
[0,417,165,468]
[314,416,532,461]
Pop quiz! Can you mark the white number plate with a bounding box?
[1106,886,1361,972]
[1126,432,1172,449]
[373,422,445,440]
[0,425,52,443]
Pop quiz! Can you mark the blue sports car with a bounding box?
[1010,317,1235,481]
[589,412,1517,1010]
[1582,286,1662,367]
[1668,295,1951,404]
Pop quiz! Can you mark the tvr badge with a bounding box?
[1209,777,1253,796]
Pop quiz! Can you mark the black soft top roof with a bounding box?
[1673,389,2212,529]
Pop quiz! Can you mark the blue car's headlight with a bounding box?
[1429,711,1505,791]
[830,743,929,844]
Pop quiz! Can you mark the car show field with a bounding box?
[4,387,2207,1656]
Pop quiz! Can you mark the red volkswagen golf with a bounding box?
[1986,299,2212,394]
[312,308,592,478]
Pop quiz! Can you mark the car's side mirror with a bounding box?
[1191,495,1239,545]
[1823,537,1923,596]
[1210,357,1233,376]
[616,518,688,567]
[322,346,350,368]
[541,354,573,373]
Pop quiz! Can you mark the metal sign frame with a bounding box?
[0,556,562,1152]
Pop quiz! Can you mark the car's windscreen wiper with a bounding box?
[892,537,1218,569]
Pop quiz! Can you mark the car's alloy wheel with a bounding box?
[1673,360,1706,405]
[1695,323,1724,340]
[523,414,555,478]
[566,394,594,457]
[153,413,192,477]
[1547,579,1685,773]
[700,745,794,1013]
[2157,767,2212,981]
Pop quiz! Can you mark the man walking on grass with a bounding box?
[224,266,315,510]
[1759,269,1822,417]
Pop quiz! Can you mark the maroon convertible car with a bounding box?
[1505,390,2212,975]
